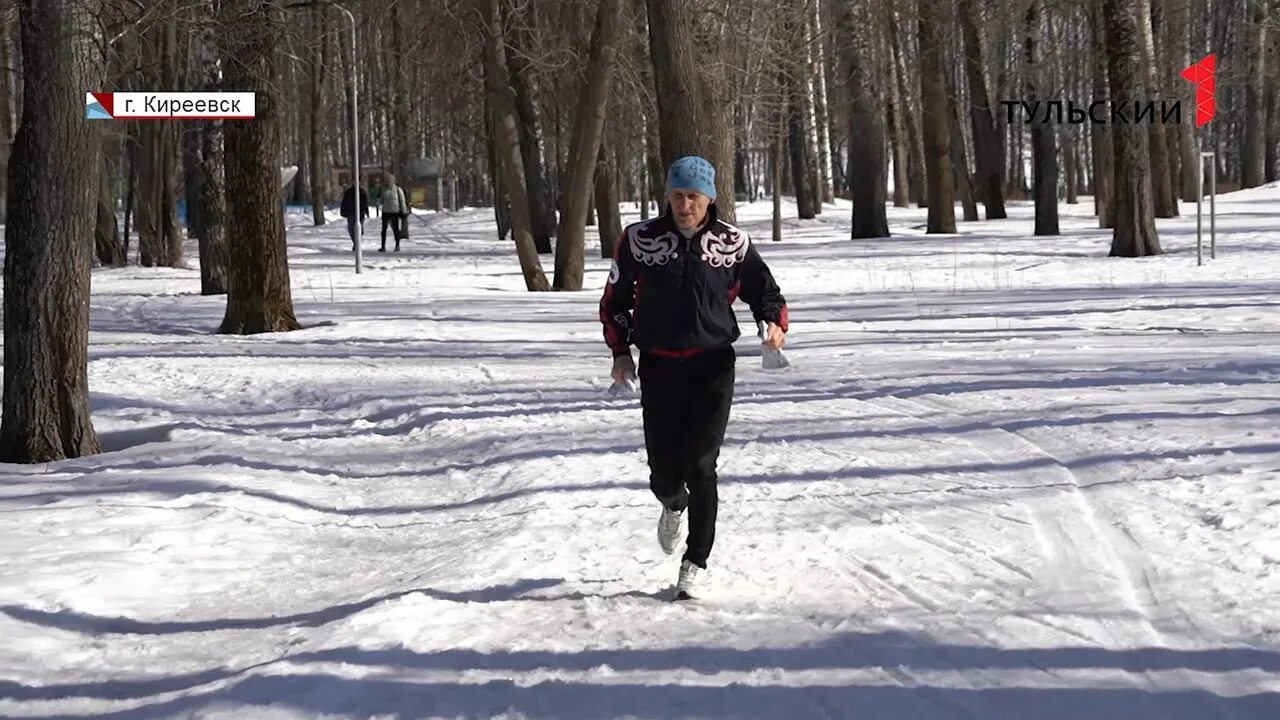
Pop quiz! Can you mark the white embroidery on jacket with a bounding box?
[699,226,749,267]
[629,222,679,266]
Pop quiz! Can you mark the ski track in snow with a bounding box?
[2,193,1280,719]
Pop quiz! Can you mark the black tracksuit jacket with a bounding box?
[600,205,788,358]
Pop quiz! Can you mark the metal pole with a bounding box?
[283,0,361,273]
[1210,154,1216,259]
[1196,152,1203,266]
[336,4,361,274]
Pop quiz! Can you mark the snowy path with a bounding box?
[2,192,1279,719]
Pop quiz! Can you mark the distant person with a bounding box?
[380,173,410,252]
[340,180,370,251]
[599,156,788,601]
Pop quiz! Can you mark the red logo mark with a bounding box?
[1180,54,1215,128]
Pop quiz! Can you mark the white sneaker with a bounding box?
[657,505,685,555]
[675,559,708,600]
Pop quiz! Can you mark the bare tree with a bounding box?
[505,3,556,254]
[218,0,301,331]
[1104,0,1161,256]
[918,0,956,233]
[134,1,184,267]
[799,2,823,213]
[788,65,819,219]
[1,0,103,462]
[1026,0,1059,235]
[840,0,888,237]
[890,9,925,207]
[810,0,834,204]
[308,4,327,226]
[1268,81,1278,183]
[95,43,127,275]
[481,0,551,290]
[960,0,1007,218]
[1131,0,1175,218]
[0,7,14,224]
[594,142,623,255]
[178,12,229,295]
[772,118,783,241]
[390,1,412,180]
[647,0,736,222]
[887,40,911,208]
[552,0,622,290]
[197,119,229,295]
[1242,0,1268,187]
[1091,0,1115,227]
[947,63,979,222]
[96,139,126,267]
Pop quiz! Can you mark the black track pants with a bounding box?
[639,345,736,568]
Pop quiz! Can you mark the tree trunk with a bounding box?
[1168,0,1198,201]
[1007,115,1022,199]
[890,10,926,207]
[193,16,227,296]
[506,11,555,254]
[1091,0,1115,227]
[183,118,205,244]
[919,0,956,233]
[290,55,309,206]
[1026,0,1059,235]
[616,144,632,203]
[633,5,665,212]
[810,0,834,204]
[1105,0,1161,256]
[182,16,207,246]
[772,127,783,242]
[788,78,818,219]
[199,120,228,295]
[390,6,411,181]
[123,138,135,258]
[481,0,550,291]
[1064,133,1079,204]
[595,143,622,258]
[96,143,125,267]
[135,5,183,268]
[552,0,621,289]
[959,0,1007,219]
[484,90,512,241]
[734,137,748,200]
[217,0,300,332]
[0,7,13,224]
[1131,0,1176,216]
[647,0,736,222]
[639,148,651,219]
[1242,0,1267,188]
[1267,82,1278,184]
[800,5,823,213]
[134,122,180,267]
[888,56,910,207]
[842,0,889,237]
[1,0,103,463]
[947,64,979,222]
[1151,0,1180,209]
[309,5,327,226]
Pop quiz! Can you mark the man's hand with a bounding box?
[763,322,785,350]
[612,354,636,383]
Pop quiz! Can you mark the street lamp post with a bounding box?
[286,0,360,273]
[335,3,361,274]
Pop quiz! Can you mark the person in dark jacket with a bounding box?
[340,180,370,250]
[599,155,788,600]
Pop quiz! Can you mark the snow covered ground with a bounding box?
[2,188,1279,719]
